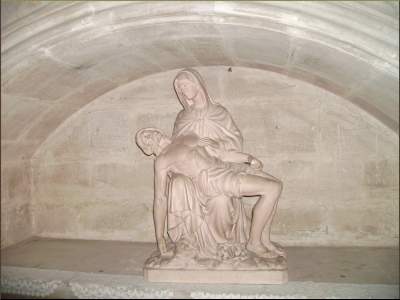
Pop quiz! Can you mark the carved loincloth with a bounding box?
[196,163,252,199]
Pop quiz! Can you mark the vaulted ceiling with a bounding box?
[2,1,399,163]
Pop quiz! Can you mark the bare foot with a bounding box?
[265,242,286,258]
[160,249,174,259]
[272,241,284,251]
[158,238,174,258]
[246,243,279,259]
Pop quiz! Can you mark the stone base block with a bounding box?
[144,267,288,284]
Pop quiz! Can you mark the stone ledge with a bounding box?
[1,239,399,298]
[1,266,398,299]
[144,268,288,284]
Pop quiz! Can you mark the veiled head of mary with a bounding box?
[173,69,215,111]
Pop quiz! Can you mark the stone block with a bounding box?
[278,180,343,213]
[1,162,31,207]
[313,160,342,189]
[394,190,399,238]
[393,159,399,189]
[144,268,288,285]
[78,202,153,235]
[335,158,366,191]
[289,38,374,92]
[335,161,396,207]
[4,203,32,247]
[58,79,118,109]
[133,110,177,135]
[316,126,340,161]
[46,29,134,70]
[350,69,399,123]
[363,160,396,188]
[274,104,319,132]
[1,206,8,248]
[233,103,318,156]
[1,164,6,205]
[23,103,82,142]
[221,68,300,104]
[2,141,41,162]
[3,57,99,101]
[230,105,275,133]
[114,71,178,101]
[92,163,145,202]
[180,37,234,67]
[1,94,50,141]
[327,204,395,240]
[376,132,399,159]
[35,203,80,236]
[217,25,290,67]
[121,13,218,45]
[347,95,399,132]
[34,161,91,187]
[257,127,317,154]
[33,162,92,206]
[35,68,103,102]
[363,187,398,211]
[3,58,63,99]
[319,95,367,131]
[88,51,161,85]
[337,128,377,159]
[32,115,92,164]
[88,110,131,152]
[131,39,199,71]
[1,1,48,27]
[277,159,315,185]
[271,208,325,236]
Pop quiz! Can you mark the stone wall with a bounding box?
[31,67,399,246]
[1,161,32,248]
[1,95,36,248]
[2,1,398,248]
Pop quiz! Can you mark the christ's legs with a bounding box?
[264,196,285,255]
[245,170,285,253]
[238,174,283,257]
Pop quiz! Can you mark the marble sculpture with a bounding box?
[135,69,287,284]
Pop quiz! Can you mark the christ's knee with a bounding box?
[261,180,282,198]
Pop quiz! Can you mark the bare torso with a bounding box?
[157,135,221,178]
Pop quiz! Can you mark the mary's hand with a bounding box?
[250,157,263,170]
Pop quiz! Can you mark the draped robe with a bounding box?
[166,69,248,259]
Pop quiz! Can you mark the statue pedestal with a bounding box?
[144,267,288,284]
[143,247,288,284]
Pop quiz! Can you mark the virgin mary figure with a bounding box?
[166,69,249,260]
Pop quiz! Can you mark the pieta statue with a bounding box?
[135,69,287,284]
